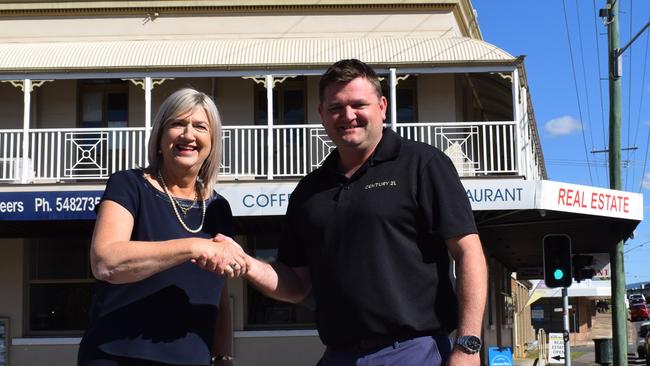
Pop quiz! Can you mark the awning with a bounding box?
[468,179,643,271]
[524,280,612,307]
[0,179,641,274]
[0,37,515,74]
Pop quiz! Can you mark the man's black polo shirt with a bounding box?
[278,128,477,347]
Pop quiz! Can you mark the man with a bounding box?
[238,59,487,365]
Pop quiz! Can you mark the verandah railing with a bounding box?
[0,121,519,182]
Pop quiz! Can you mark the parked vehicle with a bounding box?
[637,321,650,358]
[631,293,646,301]
[631,303,650,322]
[631,293,646,305]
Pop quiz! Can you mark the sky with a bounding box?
[472,0,650,284]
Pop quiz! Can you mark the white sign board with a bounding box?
[547,332,565,364]
[463,179,535,211]
[216,182,297,216]
[538,181,643,221]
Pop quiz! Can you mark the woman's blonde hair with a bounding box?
[147,88,222,197]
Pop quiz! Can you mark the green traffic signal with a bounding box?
[543,234,572,288]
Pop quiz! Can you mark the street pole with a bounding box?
[562,288,571,366]
[606,1,626,365]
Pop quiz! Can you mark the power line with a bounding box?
[639,127,650,192]
[561,0,594,185]
[634,8,650,192]
[625,0,634,191]
[575,0,598,186]
[592,0,609,165]
[624,239,650,254]
[546,158,642,168]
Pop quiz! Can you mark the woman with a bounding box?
[78,88,248,366]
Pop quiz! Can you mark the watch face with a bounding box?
[458,335,482,353]
[465,336,481,351]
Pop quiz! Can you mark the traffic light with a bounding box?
[572,254,595,282]
[543,234,572,288]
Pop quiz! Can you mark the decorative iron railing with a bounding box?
[0,121,526,183]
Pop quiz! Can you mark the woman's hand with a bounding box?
[193,235,250,277]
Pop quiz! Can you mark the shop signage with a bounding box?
[216,182,296,216]
[463,179,534,210]
[0,190,103,220]
[0,179,643,221]
[547,332,565,364]
[538,181,643,220]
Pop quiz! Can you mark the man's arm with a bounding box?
[445,233,487,366]
[212,233,311,303]
[245,257,312,304]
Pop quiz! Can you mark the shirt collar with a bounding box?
[321,128,402,172]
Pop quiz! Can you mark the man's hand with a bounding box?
[193,234,250,277]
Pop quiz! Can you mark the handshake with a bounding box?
[192,233,252,277]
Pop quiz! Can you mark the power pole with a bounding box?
[603,1,650,364]
[605,0,626,364]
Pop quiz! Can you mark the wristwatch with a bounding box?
[455,335,482,354]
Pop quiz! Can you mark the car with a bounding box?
[631,294,647,305]
[631,293,646,301]
[637,321,650,358]
[631,303,650,322]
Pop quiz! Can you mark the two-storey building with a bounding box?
[0,1,642,365]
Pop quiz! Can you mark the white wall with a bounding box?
[0,12,461,42]
[35,80,77,128]
[417,74,457,122]
[0,83,24,128]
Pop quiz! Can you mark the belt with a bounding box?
[329,332,433,352]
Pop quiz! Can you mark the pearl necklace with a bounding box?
[157,171,206,233]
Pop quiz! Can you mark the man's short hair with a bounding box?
[319,59,383,103]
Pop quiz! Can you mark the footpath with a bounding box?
[513,311,645,366]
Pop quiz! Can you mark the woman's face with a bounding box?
[159,107,212,174]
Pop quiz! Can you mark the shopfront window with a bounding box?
[28,237,94,333]
[244,234,315,329]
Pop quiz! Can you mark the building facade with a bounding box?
[0,1,642,365]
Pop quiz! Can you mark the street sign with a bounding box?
[548,332,566,364]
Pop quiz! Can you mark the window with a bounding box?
[382,77,417,123]
[28,237,94,334]
[79,79,129,128]
[244,234,315,329]
[254,77,306,125]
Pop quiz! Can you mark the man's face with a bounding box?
[318,77,387,155]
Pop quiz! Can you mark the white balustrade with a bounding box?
[0,121,536,182]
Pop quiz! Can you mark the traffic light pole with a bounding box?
[605,1,627,365]
[562,288,571,366]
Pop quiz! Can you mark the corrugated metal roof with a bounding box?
[0,37,514,73]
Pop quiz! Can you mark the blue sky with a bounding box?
[473,0,650,284]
